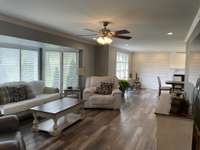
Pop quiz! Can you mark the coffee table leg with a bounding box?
[32,112,38,132]
[52,118,60,136]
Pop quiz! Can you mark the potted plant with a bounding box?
[119,80,130,95]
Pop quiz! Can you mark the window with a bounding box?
[0,48,20,83]
[116,52,129,80]
[44,51,79,89]
[21,50,39,81]
[63,52,78,89]
[44,51,61,88]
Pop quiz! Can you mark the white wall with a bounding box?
[133,52,185,89]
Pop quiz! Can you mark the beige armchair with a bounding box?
[83,76,123,109]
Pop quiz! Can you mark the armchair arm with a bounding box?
[0,115,19,133]
[0,141,19,150]
[83,87,96,100]
[43,87,59,94]
[112,89,122,96]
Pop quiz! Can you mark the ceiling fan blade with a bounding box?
[113,35,132,40]
[84,28,99,33]
[114,29,130,35]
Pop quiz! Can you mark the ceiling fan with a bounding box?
[79,21,132,45]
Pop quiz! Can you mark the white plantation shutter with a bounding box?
[0,48,20,83]
[21,50,39,81]
[63,52,78,89]
[45,51,61,88]
[116,52,129,80]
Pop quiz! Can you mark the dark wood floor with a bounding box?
[20,89,158,150]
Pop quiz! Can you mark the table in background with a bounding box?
[165,81,184,91]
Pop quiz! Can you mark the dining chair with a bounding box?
[157,76,171,96]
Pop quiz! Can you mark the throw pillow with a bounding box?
[0,87,11,105]
[96,82,114,95]
[25,85,35,99]
[18,85,28,100]
[8,85,28,103]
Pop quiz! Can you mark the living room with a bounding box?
[0,0,200,150]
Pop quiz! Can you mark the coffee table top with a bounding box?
[30,98,82,114]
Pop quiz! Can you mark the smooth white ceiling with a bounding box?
[0,0,198,52]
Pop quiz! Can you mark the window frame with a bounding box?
[43,49,79,91]
[116,52,129,80]
[0,47,39,84]
[44,50,62,89]
[63,51,79,90]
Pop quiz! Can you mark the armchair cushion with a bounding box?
[0,115,19,133]
[89,95,115,105]
[112,89,122,96]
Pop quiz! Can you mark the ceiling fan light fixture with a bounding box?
[96,36,112,45]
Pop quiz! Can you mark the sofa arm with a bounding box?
[0,141,19,150]
[83,87,96,100]
[0,115,19,133]
[112,89,122,96]
[43,87,59,94]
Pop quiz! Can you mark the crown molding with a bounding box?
[185,8,200,43]
[0,13,97,46]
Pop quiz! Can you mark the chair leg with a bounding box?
[158,89,161,96]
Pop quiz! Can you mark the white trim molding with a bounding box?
[0,13,96,46]
[185,8,200,43]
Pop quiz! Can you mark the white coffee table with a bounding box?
[30,98,84,136]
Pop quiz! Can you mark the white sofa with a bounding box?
[0,81,60,115]
[83,76,123,109]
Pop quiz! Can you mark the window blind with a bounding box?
[21,50,39,81]
[0,48,20,84]
[63,52,78,89]
[45,51,61,88]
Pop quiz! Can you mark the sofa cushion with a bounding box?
[89,95,115,105]
[0,93,60,115]
[28,81,45,95]
[96,82,113,95]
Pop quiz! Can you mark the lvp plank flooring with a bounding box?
[20,89,158,150]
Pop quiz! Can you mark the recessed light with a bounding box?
[167,32,174,35]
